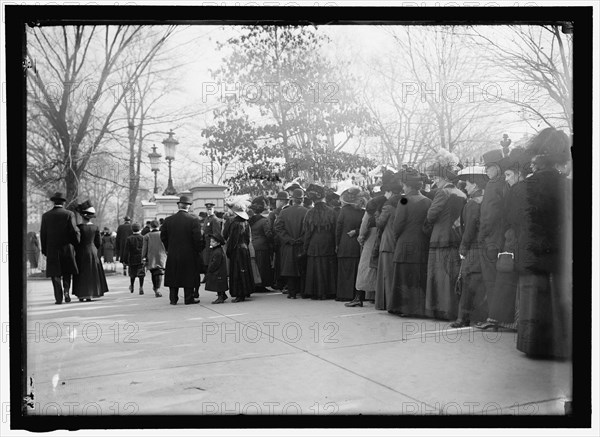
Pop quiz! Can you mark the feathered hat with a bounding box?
[225,194,251,220]
[525,127,571,168]
[427,149,462,181]
[76,200,96,218]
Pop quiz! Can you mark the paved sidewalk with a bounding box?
[24,274,571,415]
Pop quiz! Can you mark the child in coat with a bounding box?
[123,222,146,294]
[206,234,229,304]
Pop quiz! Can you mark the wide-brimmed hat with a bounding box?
[291,188,305,200]
[276,191,290,201]
[525,127,571,166]
[306,183,325,201]
[284,179,304,191]
[340,186,361,205]
[456,165,489,186]
[178,195,193,205]
[123,216,132,222]
[482,149,504,167]
[231,204,249,220]
[49,191,66,202]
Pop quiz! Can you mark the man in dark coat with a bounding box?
[478,149,508,312]
[274,189,308,299]
[115,216,133,276]
[160,196,203,305]
[269,191,290,290]
[40,192,80,304]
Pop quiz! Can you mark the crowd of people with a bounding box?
[38,127,572,359]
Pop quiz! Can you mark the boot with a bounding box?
[212,292,226,304]
[63,290,71,303]
[345,290,364,307]
[129,284,134,293]
[139,287,144,295]
[154,288,162,298]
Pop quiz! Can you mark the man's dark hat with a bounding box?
[50,192,66,202]
[398,168,424,184]
[178,195,193,205]
[276,191,290,201]
[205,202,215,208]
[123,216,132,221]
[482,149,504,167]
[291,188,305,200]
[306,183,325,201]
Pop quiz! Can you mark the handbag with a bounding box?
[496,251,515,273]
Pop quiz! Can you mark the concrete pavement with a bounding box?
[24,273,571,415]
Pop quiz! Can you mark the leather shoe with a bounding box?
[449,319,470,328]
[64,293,71,303]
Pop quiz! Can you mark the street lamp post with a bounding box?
[148,144,162,194]
[162,129,179,196]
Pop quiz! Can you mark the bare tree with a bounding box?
[468,24,572,132]
[26,25,176,206]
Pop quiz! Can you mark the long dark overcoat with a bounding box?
[274,204,308,277]
[40,206,80,277]
[115,222,133,261]
[205,245,229,293]
[160,210,203,288]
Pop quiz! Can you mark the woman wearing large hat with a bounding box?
[374,172,403,310]
[248,197,274,292]
[72,201,109,301]
[514,127,572,358]
[335,187,366,302]
[423,164,467,321]
[302,183,338,300]
[448,166,489,327]
[388,168,433,317]
[223,195,255,302]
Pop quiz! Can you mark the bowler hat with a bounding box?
[291,188,305,200]
[178,195,193,205]
[123,216,132,222]
[276,191,289,201]
[50,192,66,202]
[482,149,504,167]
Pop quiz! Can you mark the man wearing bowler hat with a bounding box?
[478,149,508,313]
[269,191,290,290]
[160,195,203,305]
[274,188,308,299]
[40,192,80,304]
[115,215,134,276]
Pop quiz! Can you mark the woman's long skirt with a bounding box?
[304,255,337,299]
[254,249,273,287]
[456,271,487,323]
[389,262,428,316]
[355,231,377,300]
[488,270,518,323]
[425,247,460,320]
[375,252,394,310]
[73,247,109,299]
[229,246,255,298]
[517,272,571,358]
[336,257,359,300]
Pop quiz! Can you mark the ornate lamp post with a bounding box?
[162,129,179,196]
[500,133,512,157]
[148,144,162,194]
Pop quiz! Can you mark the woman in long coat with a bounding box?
[389,170,432,317]
[72,203,109,301]
[100,227,115,263]
[375,176,403,310]
[352,195,382,304]
[423,168,467,320]
[303,184,338,300]
[480,148,529,330]
[335,187,365,302]
[224,199,255,302]
[450,171,488,327]
[515,128,572,358]
[248,200,274,292]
